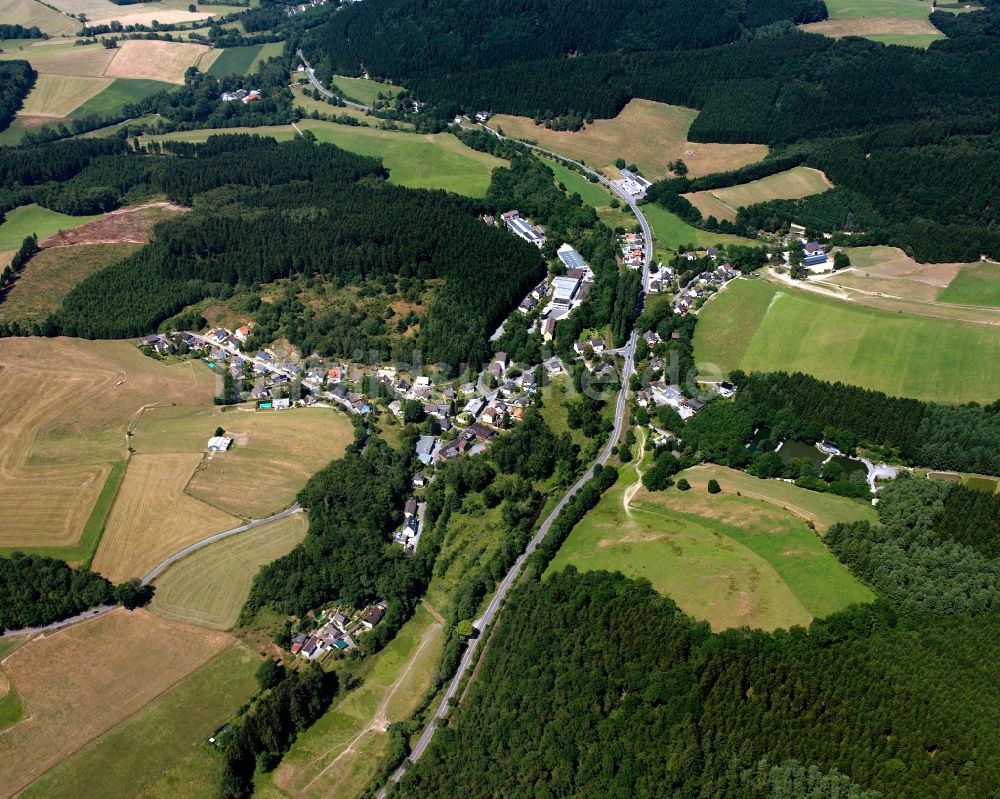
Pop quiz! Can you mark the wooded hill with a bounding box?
[0,134,544,368]
[303,1,1000,261]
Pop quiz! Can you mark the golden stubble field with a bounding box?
[91,452,241,582]
[104,40,212,84]
[0,338,213,550]
[489,99,768,178]
[0,608,234,799]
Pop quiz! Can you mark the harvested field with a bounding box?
[0,0,80,36]
[151,514,308,630]
[18,74,112,118]
[489,99,768,179]
[682,167,833,222]
[132,404,354,517]
[91,453,240,582]
[0,608,234,799]
[801,17,942,36]
[39,201,186,247]
[0,337,213,552]
[18,643,257,799]
[0,243,138,323]
[90,9,212,26]
[0,42,116,77]
[104,40,211,84]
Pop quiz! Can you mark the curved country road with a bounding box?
[296,49,373,112]
[0,505,303,638]
[378,132,652,796]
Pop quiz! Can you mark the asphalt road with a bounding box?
[378,134,652,796]
[296,50,372,112]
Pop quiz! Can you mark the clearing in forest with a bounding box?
[18,644,257,799]
[150,514,308,630]
[39,201,186,247]
[91,452,241,583]
[546,456,873,631]
[0,338,213,554]
[681,166,833,222]
[267,604,444,799]
[489,99,768,179]
[104,40,212,84]
[694,278,1000,404]
[0,608,234,799]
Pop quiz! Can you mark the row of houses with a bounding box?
[675,263,741,313]
[621,232,645,268]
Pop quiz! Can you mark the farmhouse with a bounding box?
[207,436,232,452]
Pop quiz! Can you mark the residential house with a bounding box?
[412,473,429,488]
[416,435,436,464]
[274,398,292,410]
[361,603,386,629]
[404,498,418,518]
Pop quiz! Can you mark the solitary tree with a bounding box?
[677,478,691,491]
[707,479,721,494]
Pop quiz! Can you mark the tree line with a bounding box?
[0,61,35,134]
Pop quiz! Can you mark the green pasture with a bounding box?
[642,201,757,251]
[0,204,101,251]
[865,33,945,47]
[328,74,400,106]
[546,456,873,631]
[207,41,284,77]
[824,0,934,18]
[694,279,1000,404]
[71,78,172,118]
[938,261,1000,308]
[541,157,617,208]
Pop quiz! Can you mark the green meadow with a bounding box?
[695,279,1000,404]
[938,261,1000,308]
[642,201,757,251]
[546,456,873,631]
[824,0,934,18]
[0,204,102,251]
[207,41,284,77]
[328,74,400,106]
[71,78,172,119]
[541,157,617,208]
[865,33,945,47]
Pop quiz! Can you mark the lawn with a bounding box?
[91,452,241,583]
[0,242,139,323]
[19,643,257,799]
[0,608,235,798]
[682,166,832,222]
[823,0,935,17]
[150,513,308,630]
[0,204,102,251]
[694,278,1000,404]
[0,0,80,36]
[266,603,444,799]
[131,404,354,517]
[490,99,767,179]
[70,77,173,118]
[329,74,400,106]
[937,261,1000,308]
[0,338,214,553]
[18,74,112,118]
[642,201,758,251]
[546,453,873,631]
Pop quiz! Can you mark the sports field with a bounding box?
[329,74,400,106]
[682,166,832,222]
[70,77,172,118]
[643,202,758,251]
[937,261,1000,308]
[91,452,241,582]
[490,99,768,179]
[694,278,1000,404]
[268,603,444,799]
[19,643,257,799]
[18,74,112,118]
[143,121,506,197]
[546,455,873,631]
[0,608,234,798]
[0,0,80,36]
[104,40,212,84]
[151,513,307,630]
[131,404,354,517]
[0,204,102,252]
[207,41,284,77]
[0,243,138,323]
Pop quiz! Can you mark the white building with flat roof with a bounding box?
[551,275,581,310]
